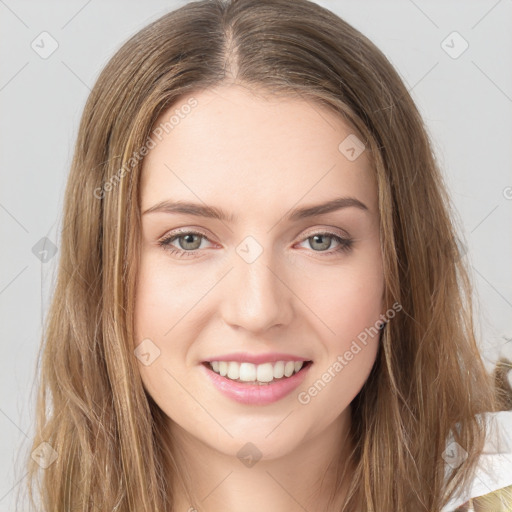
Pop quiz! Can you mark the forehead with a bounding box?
[140,85,377,217]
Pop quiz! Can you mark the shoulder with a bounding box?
[441,410,512,511]
[450,484,512,511]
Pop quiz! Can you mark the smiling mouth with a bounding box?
[202,360,313,385]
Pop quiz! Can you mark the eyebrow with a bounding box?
[142,196,369,222]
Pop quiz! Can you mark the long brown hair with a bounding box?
[20,0,508,510]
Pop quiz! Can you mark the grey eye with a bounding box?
[307,234,335,251]
[175,233,203,250]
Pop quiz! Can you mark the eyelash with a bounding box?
[157,229,354,259]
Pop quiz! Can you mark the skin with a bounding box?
[134,84,385,512]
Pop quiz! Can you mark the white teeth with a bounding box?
[257,363,274,382]
[284,361,295,377]
[208,359,308,383]
[219,361,228,377]
[239,362,256,382]
[227,361,239,380]
[273,361,285,378]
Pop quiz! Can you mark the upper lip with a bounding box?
[204,352,312,365]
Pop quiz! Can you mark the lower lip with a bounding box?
[200,362,312,405]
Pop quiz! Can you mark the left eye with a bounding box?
[161,232,208,252]
[157,230,353,258]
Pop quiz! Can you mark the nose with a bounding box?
[219,240,294,334]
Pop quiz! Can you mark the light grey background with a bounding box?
[1,0,511,509]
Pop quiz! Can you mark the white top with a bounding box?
[441,410,512,511]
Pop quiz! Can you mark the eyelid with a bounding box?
[157,226,212,243]
[300,226,351,240]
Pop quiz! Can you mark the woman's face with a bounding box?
[134,84,385,460]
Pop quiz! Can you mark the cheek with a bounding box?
[330,278,384,348]
[132,255,198,413]
[132,253,214,398]
[133,253,205,342]
[296,268,383,424]
[299,255,385,349]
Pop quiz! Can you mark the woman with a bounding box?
[22,0,512,510]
